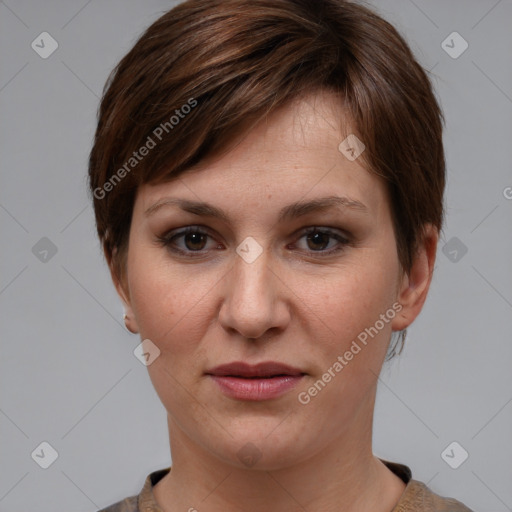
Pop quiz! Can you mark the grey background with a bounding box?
[1,1,511,510]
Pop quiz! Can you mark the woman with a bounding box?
[89,0,474,510]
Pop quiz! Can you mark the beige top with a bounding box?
[98,460,475,511]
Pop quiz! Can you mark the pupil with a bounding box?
[308,232,328,251]
[185,233,206,250]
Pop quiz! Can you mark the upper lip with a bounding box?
[206,361,305,378]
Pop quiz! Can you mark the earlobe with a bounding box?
[106,245,140,335]
[118,279,138,334]
[123,311,139,334]
[391,224,438,332]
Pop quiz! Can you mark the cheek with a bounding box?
[292,257,399,346]
[294,262,398,417]
[129,261,214,404]
[128,253,219,353]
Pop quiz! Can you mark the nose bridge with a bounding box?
[233,246,273,312]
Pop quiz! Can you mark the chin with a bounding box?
[207,426,310,471]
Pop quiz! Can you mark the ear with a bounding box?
[391,224,438,331]
[105,244,139,334]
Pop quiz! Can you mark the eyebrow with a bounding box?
[144,195,369,222]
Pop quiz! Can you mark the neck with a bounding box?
[154,390,405,512]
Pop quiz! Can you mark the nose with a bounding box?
[218,246,291,341]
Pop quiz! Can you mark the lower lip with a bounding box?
[208,375,304,401]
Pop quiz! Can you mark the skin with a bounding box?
[111,90,438,512]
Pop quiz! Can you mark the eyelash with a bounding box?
[156,226,351,259]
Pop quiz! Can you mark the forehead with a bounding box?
[134,90,389,221]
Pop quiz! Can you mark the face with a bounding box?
[116,90,427,471]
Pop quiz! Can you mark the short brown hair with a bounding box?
[88,0,445,283]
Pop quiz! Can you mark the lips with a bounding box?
[205,361,306,401]
[205,361,305,378]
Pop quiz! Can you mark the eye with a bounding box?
[293,227,350,256]
[156,225,351,259]
[157,226,221,257]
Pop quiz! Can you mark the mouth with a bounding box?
[205,361,306,401]
[205,361,305,378]
[220,375,296,379]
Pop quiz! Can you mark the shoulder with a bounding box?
[96,466,170,512]
[400,479,475,512]
[381,459,474,512]
[97,495,138,512]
